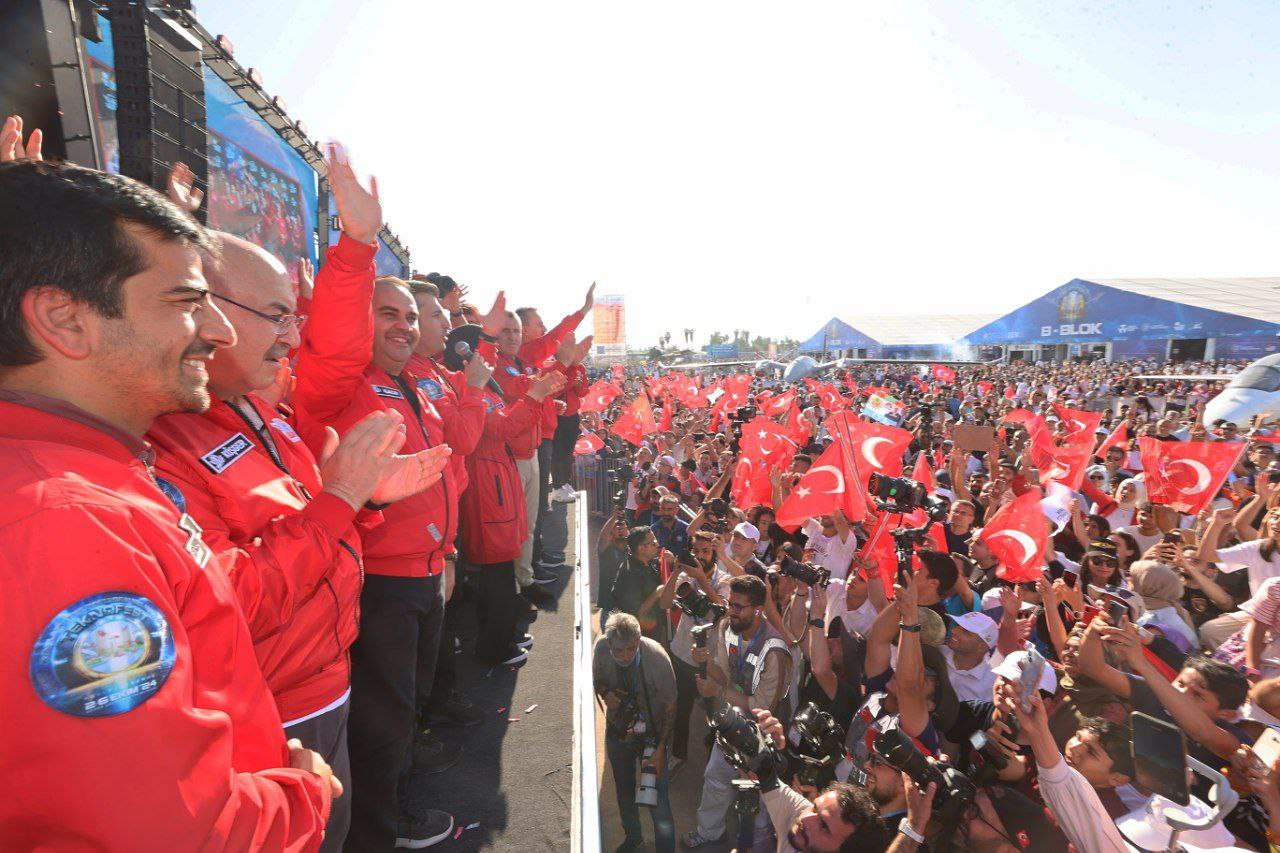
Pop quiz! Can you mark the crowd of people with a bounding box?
[589,348,1280,852]
[0,115,595,851]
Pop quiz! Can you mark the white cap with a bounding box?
[658,455,676,466]
[732,522,760,541]
[991,649,1058,695]
[947,612,999,649]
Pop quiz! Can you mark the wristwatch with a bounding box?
[898,622,922,633]
[808,618,824,628]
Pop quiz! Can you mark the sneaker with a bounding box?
[529,566,559,585]
[536,555,566,569]
[680,829,725,849]
[395,810,454,848]
[497,646,529,666]
[425,692,485,728]
[514,633,534,650]
[411,730,461,774]
[552,484,578,502]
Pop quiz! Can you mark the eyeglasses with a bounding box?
[1091,557,1119,567]
[211,292,307,335]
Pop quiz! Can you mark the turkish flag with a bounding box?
[827,412,912,482]
[579,380,622,413]
[817,384,849,412]
[775,437,868,530]
[740,416,798,468]
[932,365,956,384]
[611,364,625,382]
[1052,403,1102,439]
[763,389,795,417]
[980,490,1049,583]
[724,374,752,406]
[573,431,604,456]
[1004,386,1017,400]
[1005,409,1093,491]
[673,376,708,409]
[1095,422,1128,460]
[731,456,774,508]
[658,398,673,431]
[845,377,860,398]
[911,451,937,493]
[1139,436,1245,515]
[610,395,658,446]
[786,401,811,445]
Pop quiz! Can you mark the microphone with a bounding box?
[454,340,504,397]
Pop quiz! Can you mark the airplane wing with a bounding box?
[659,359,784,371]
[833,357,1002,368]
[1133,374,1235,381]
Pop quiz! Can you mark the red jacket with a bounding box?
[148,394,364,724]
[406,352,486,498]
[293,235,459,578]
[510,309,584,443]
[457,384,543,564]
[562,362,589,416]
[0,394,328,850]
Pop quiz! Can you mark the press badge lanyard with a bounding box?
[617,652,656,734]
[227,399,313,501]
[730,627,767,695]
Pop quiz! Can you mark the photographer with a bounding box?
[594,613,678,853]
[658,531,730,771]
[652,493,691,554]
[683,575,794,848]
[597,509,630,615]
[753,709,893,852]
[610,527,671,640]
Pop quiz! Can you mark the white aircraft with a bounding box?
[658,354,992,383]
[1137,352,1280,426]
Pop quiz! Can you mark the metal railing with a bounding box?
[573,449,629,518]
[571,492,601,853]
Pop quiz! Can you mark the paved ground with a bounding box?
[404,500,578,851]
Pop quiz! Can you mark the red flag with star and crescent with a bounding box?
[817,383,850,413]
[610,395,658,446]
[827,412,912,485]
[740,416,798,468]
[980,490,1049,583]
[775,434,868,530]
[1004,409,1093,491]
[1051,403,1103,439]
[1139,436,1245,515]
[931,364,956,384]
[785,401,811,445]
[1095,422,1128,460]
[763,389,796,417]
[579,380,622,413]
[573,431,604,456]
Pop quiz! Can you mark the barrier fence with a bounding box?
[571,491,602,853]
[573,449,629,519]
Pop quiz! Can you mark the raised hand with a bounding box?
[479,291,507,336]
[573,335,594,365]
[581,281,596,314]
[325,142,381,244]
[371,444,453,504]
[0,115,42,162]
[296,258,314,301]
[165,162,204,215]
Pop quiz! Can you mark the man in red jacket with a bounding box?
[291,146,460,851]
[147,229,450,851]
[0,159,336,849]
[549,331,593,504]
[495,288,592,599]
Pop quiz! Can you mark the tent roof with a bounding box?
[1085,277,1280,325]
[847,313,1002,346]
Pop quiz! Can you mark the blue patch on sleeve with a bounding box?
[30,591,177,717]
[505,366,520,376]
[417,378,445,400]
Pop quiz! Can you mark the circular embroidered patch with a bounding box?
[505,366,520,376]
[30,591,177,717]
[153,477,187,514]
[417,378,445,400]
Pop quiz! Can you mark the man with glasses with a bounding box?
[147,225,449,851]
[593,612,678,853]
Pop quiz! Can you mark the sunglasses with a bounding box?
[1090,557,1119,567]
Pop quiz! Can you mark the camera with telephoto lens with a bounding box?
[605,691,644,743]
[790,702,846,789]
[873,728,975,831]
[867,473,948,520]
[712,705,780,775]
[674,578,727,623]
[777,554,831,588]
[966,716,1019,782]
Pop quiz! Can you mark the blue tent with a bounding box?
[797,317,880,353]
[960,279,1280,346]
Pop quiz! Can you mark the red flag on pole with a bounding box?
[931,364,956,384]
[1051,403,1103,439]
[573,431,604,456]
[980,490,1049,583]
[775,436,868,530]
[1095,422,1128,460]
[911,451,937,493]
[817,384,850,412]
[579,380,622,413]
[1139,436,1246,515]
[827,412,912,482]
[610,395,657,446]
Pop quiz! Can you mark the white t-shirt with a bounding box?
[1118,525,1163,557]
[1217,539,1280,595]
[839,597,880,638]
[941,646,997,704]
[801,519,859,582]
[669,567,732,666]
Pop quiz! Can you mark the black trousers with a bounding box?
[671,656,703,761]
[346,573,445,852]
[427,575,471,707]
[551,413,581,488]
[475,560,521,664]
[284,698,351,853]
[532,438,554,560]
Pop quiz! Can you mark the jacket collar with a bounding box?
[0,389,153,466]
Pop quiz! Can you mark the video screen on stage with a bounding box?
[326,195,409,277]
[80,12,120,174]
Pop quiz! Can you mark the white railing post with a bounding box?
[571,492,601,853]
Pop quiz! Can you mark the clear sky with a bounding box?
[195,0,1280,349]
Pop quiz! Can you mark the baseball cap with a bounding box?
[732,522,760,541]
[1084,540,1118,560]
[991,649,1058,696]
[947,612,999,649]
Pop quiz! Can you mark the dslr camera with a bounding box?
[604,690,646,744]
[711,705,780,776]
[790,702,846,789]
[777,554,830,588]
[672,558,727,622]
[873,728,975,831]
[867,473,948,521]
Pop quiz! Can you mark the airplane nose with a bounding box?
[1204,388,1271,427]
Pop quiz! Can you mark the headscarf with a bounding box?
[1130,560,1198,649]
